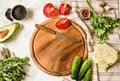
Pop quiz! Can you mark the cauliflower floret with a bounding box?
[91,43,118,71]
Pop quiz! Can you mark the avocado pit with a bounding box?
[0,29,9,38]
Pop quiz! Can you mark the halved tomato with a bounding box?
[56,18,70,29]
[43,3,58,18]
[59,3,71,15]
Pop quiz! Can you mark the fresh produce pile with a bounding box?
[43,3,71,18]
[86,0,119,43]
[0,48,29,81]
[43,3,71,30]
[71,56,92,81]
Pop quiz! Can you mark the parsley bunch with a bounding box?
[86,0,119,43]
[0,54,29,81]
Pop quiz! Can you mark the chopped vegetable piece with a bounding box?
[56,18,70,29]
[43,3,58,18]
[59,3,71,15]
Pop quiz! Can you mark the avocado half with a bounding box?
[0,22,20,43]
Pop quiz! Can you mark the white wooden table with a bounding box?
[0,0,119,81]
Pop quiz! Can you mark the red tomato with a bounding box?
[43,3,58,18]
[59,3,71,15]
[56,18,70,29]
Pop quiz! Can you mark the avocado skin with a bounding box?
[0,22,20,43]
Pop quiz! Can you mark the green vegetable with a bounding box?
[77,59,91,80]
[86,0,119,43]
[84,67,92,81]
[71,56,82,79]
[0,54,29,81]
[0,22,20,43]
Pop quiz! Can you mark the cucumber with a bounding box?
[84,67,92,81]
[77,59,91,80]
[71,56,82,79]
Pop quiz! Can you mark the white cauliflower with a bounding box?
[91,43,118,71]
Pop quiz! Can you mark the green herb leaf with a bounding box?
[0,54,29,81]
[86,0,119,43]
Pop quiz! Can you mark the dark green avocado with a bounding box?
[0,22,20,43]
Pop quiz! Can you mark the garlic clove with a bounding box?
[93,2,105,13]
[0,47,10,60]
[104,5,113,11]
[94,5,105,13]
[96,1,105,7]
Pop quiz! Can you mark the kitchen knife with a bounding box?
[36,24,81,43]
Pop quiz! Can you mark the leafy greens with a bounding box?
[0,54,29,81]
[86,0,119,43]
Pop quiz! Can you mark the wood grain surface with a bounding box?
[30,18,88,76]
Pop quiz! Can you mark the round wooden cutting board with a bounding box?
[30,18,88,76]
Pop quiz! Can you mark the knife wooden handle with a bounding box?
[35,24,56,34]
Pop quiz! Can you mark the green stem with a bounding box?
[86,0,97,16]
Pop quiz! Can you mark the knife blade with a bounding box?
[36,24,81,43]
